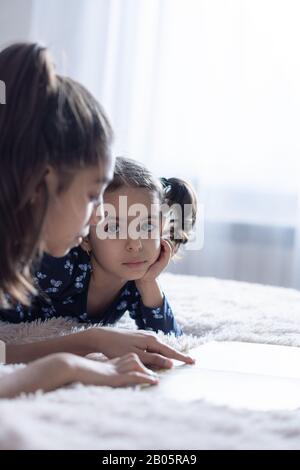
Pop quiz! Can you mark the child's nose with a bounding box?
[126,238,143,252]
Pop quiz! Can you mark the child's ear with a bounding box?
[81,236,92,255]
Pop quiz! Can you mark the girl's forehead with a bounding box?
[103,186,161,221]
[104,186,160,207]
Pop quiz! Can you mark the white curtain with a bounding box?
[23,0,300,287]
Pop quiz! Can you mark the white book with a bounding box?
[145,342,300,411]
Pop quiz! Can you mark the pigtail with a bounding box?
[160,177,197,250]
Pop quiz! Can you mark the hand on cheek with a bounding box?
[138,238,173,283]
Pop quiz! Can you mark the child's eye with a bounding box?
[104,222,120,234]
[140,222,156,232]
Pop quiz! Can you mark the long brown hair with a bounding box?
[0,43,113,306]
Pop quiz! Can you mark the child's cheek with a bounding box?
[152,239,162,262]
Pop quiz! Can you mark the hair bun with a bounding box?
[160,177,171,191]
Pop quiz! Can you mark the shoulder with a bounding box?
[35,247,91,296]
[38,247,90,273]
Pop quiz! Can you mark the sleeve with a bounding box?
[0,249,80,324]
[0,295,53,323]
[128,286,183,337]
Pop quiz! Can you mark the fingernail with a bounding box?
[150,371,159,377]
[150,377,159,383]
[188,357,196,364]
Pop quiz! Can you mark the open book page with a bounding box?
[142,342,300,411]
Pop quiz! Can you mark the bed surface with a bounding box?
[1,273,300,450]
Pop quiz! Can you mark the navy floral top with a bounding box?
[0,247,182,336]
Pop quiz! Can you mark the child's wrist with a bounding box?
[135,278,158,288]
[84,327,113,355]
[135,280,164,308]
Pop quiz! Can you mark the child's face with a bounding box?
[88,186,162,281]
[42,160,114,257]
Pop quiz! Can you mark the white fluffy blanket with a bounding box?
[1,273,300,450]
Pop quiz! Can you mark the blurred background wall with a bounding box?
[1,0,300,288]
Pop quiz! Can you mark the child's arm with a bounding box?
[130,279,183,337]
[4,326,193,367]
[0,352,159,398]
[133,239,183,336]
[135,277,164,309]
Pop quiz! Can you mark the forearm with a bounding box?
[134,281,183,336]
[135,280,164,308]
[0,354,73,398]
[5,329,96,364]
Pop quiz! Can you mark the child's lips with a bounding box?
[122,260,147,268]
